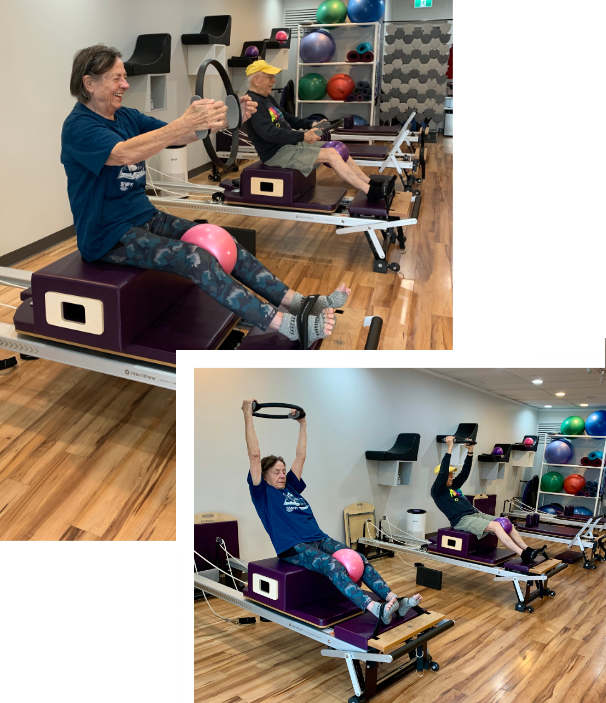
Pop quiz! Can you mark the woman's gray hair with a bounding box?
[70,44,122,103]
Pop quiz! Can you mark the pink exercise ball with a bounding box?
[181,224,237,274]
[276,30,288,43]
[333,548,364,582]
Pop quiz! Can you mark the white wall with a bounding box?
[194,368,539,561]
[0,0,283,259]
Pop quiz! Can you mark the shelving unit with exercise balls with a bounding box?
[537,411,606,518]
[296,21,380,124]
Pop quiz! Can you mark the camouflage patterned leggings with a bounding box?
[283,536,392,610]
[100,210,288,330]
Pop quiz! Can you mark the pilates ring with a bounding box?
[251,402,306,420]
[191,59,241,173]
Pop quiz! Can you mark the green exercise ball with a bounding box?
[317,0,348,24]
[540,471,564,494]
[560,415,585,435]
[299,73,327,100]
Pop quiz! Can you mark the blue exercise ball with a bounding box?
[539,504,558,514]
[544,439,574,465]
[573,506,593,516]
[347,0,386,23]
[351,115,369,125]
[300,29,336,63]
[585,410,606,436]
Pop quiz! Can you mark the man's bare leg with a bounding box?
[315,149,369,192]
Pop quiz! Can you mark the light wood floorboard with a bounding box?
[194,537,605,703]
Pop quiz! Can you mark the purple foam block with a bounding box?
[555,550,584,564]
[239,161,316,206]
[224,180,346,213]
[432,527,499,558]
[464,494,497,515]
[27,251,192,353]
[194,519,239,570]
[334,605,425,650]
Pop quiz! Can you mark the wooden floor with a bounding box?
[194,537,606,703]
[0,244,176,541]
[167,135,453,350]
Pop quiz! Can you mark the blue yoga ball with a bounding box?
[573,506,593,516]
[300,29,336,63]
[347,0,386,23]
[351,114,369,125]
[539,505,558,514]
[585,410,606,436]
[544,439,574,465]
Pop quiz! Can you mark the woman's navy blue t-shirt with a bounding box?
[247,469,327,555]
[60,102,167,261]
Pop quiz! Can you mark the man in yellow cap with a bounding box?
[243,60,392,203]
[431,436,545,565]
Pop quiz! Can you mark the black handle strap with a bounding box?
[193,59,242,174]
[0,356,18,371]
[251,402,306,420]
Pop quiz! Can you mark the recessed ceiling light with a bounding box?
[580,403,588,407]
[555,392,565,397]
[544,405,552,408]
[532,379,543,384]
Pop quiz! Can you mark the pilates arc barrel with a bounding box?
[251,402,306,419]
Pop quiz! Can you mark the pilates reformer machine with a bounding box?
[501,498,606,570]
[194,514,454,703]
[212,112,425,187]
[148,60,421,276]
[350,508,568,615]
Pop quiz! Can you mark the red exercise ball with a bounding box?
[563,474,586,495]
[181,224,237,274]
[327,73,355,101]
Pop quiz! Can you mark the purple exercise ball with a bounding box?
[492,446,504,456]
[245,45,260,58]
[321,140,350,168]
[544,439,574,465]
[494,517,513,534]
[300,30,336,63]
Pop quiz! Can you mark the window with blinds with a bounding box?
[284,8,318,30]
[537,423,562,444]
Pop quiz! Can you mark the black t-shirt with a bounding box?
[430,452,476,527]
[244,90,314,161]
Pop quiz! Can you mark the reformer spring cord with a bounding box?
[194,549,254,627]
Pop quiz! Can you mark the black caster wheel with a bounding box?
[388,262,401,273]
[212,192,225,203]
[348,697,364,703]
[430,662,440,672]
[416,178,423,184]
[548,590,556,597]
[526,606,534,613]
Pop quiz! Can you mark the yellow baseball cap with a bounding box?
[434,465,458,474]
[246,59,282,77]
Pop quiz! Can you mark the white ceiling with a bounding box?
[425,369,606,409]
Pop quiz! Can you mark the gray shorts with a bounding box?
[265,141,323,177]
[453,512,497,539]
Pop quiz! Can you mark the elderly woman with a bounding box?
[242,399,422,624]
[243,59,394,203]
[60,45,354,347]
